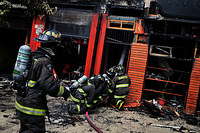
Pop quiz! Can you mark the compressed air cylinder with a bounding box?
[70,75,88,88]
[13,45,31,81]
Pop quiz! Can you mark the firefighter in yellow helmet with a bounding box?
[15,29,69,133]
[111,64,131,110]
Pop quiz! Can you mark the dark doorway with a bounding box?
[0,28,26,79]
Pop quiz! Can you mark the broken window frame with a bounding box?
[149,45,173,58]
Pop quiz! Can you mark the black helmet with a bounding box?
[34,29,61,43]
[94,75,105,85]
[115,64,125,76]
[106,66,116,76]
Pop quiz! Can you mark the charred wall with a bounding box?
[157,0,200,19]
[48,9,94,38]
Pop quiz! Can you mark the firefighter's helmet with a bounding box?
[106,66,116,76]
[34,29,61,43]
[94,75,105,85]
[115,64,125,76]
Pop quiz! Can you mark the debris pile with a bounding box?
[47,98,84,127]
[0,74,200,133]
[0,77,10,89]
[128,98,200,130]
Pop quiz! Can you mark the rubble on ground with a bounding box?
[0,77,10,89]
[0,77,200,133]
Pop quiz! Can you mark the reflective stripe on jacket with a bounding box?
[112,74,131,97]
[116,84,129,88]
[114,95,127,99]
[15,100,47,116]
[70,94,85,103]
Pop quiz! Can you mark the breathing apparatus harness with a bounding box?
[10,45,53,97]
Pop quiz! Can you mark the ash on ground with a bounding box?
[0,77,200,133]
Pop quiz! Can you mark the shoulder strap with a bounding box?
[27,51,46,80]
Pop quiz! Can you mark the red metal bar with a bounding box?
[84,13,100,77]
[93,14,108,75]
[147,66,169,71]
[143,89,184,97]
[29,14,46,51]
[145,78,187,85]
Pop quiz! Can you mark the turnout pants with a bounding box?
[16,110,45,133]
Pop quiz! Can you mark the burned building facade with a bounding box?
[1,0,200,115]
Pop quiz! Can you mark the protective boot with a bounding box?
[113,99,125,111]
[68,104,80,114]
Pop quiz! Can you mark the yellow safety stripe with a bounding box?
[78,88,87,97]
[45,31,50,35]
[77,105,81,113]
[116,100,124,110]
[15,100,47,116]
[93,100,98,103]
[109,89,113,93]
[109,68,114,72]
[119,101,124,109]
[86,103,92,108]
[34,59,38,65]
[98,96,103,101]
[116,100,121,106]
[57,85,64,96]
[70,94,85,103]
[118,76,128,80]
[116,84,129,88]
[52,32,56,37]
[28,80,37,87]
[114,95,127,99]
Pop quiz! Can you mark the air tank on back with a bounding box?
[13,45,31,82]
[70,75,88,89]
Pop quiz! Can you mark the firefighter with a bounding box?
[68,76,95,114]
[111,64,131,110]
[68,75,105,114]
[106,66,116,79]
[100,74,114,104]
[90,75,106,108]
[98,66,116,104]
[15,29,70,133]
[104,65,117,99]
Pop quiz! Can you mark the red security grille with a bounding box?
[185,58,200,114]
[124,43,148,107]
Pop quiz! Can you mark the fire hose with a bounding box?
[85,111,103,133]
[85,96,109,133]
[85,95,111,133]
